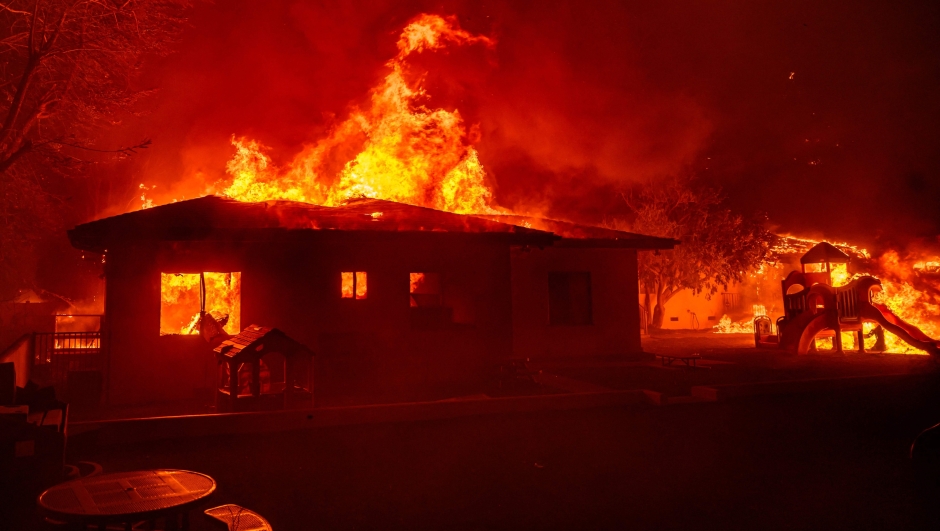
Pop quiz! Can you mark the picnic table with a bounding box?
[37,469,216,530]
[655,353,702,368]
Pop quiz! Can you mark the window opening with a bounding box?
[341,272,368,299]
[548,272,593,326]
[804,262,828,273]
[160,272,241,335]
[409,273,442,307]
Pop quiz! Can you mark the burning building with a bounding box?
[67,195,673,407]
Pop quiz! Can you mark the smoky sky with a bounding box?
[106,0,940,248]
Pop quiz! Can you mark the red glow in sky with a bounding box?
[106,0,940,246]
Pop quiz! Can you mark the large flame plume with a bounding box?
[221,14,498,215]
[868,250,940,354]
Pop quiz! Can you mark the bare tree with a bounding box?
[0,0,190,297]
[625,174,774,329]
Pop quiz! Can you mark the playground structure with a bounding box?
[754,242,940,356]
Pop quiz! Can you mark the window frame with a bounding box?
[341,271,368,300]
[159,271,242,336]
[409,272,443,308]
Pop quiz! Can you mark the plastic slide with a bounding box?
[779,309,835,354]
[861,303,940,355]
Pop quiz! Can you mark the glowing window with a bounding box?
[804,262,827,273]
[341,272,367,299]
[160,272,241,336]
[409,273,441,307]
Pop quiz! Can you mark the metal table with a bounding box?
[656,353,702,368]
[37,469,216,530]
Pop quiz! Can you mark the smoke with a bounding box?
[86,0,939,242]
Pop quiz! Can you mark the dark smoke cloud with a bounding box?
[100,0,940,247]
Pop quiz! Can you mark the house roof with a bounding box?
[800,242,851,264]
[68,195,675,252]
[68,196,555,252]
[479,215,678,250]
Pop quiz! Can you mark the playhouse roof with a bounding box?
[800,242,851,264]
[213,325,313,362]
[68,195,676,253]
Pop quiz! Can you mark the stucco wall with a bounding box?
[103,234,515,405]
[511,246,642,359]
[648,289,726,330]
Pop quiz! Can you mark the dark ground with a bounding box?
[10,333,940,530]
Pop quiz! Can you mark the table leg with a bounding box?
[182,512,190,531]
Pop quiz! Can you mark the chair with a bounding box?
[204,504,272,531]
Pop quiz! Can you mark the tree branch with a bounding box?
[0,2,31,15]
[45,137,151,154]
[0,138,32,172]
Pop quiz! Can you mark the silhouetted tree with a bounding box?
[0,0,191,298]
[624,174,774,329]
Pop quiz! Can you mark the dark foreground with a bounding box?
[11,375,940,530]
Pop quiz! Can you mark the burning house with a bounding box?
[67,195,674,407]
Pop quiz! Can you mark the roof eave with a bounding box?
[552,237,678,249]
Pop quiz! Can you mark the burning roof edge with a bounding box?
[476,215,677,250]
[68,195,675,253]
[800,241,851,264]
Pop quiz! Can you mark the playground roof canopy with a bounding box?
[800,242,851,264]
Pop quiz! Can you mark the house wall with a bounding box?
[638,283,760,330]
[511,246,642,359]
[103,233,514,406]
[641,289,727,330]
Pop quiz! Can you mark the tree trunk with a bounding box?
[650,285,675,330]
[651,301,665,329]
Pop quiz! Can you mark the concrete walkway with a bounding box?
[69,370,931,448]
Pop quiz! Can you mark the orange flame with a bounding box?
[869,250,940,354]
[160,272,241,335]
[221,14,498,215]
[341,272,367,299]
[714,304,766,334]
[409,272,426,293]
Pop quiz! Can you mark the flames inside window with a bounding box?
[410,273,441,307]
[341,272,367,299]
[160,272,241,335]
[804,262,827,273]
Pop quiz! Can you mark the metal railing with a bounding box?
[33,331,104,387]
